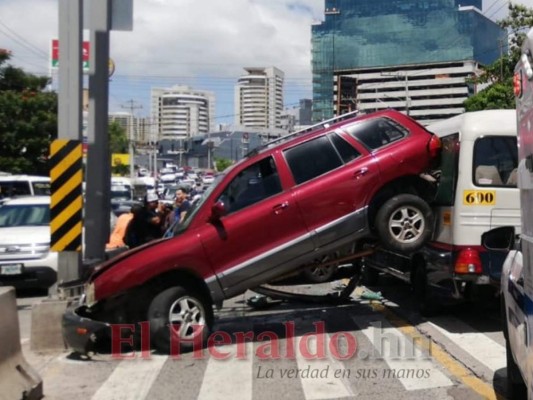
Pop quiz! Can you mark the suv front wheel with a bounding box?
[148,286,213,354]
[375,194,433,253]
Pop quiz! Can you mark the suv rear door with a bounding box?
[198,155,312,297]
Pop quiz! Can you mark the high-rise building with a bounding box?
[311,0,507,124]
[234,67,284,129]
[299,99,313,126]
[108,112,150,144]
[151,85,215,141]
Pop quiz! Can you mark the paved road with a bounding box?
[17,274,507,400]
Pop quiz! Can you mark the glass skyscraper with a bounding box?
[312,0,507,123]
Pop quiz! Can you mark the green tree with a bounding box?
[0,51,57,175]
[109,120,128,154]
[465,3,533,111]
[214,158,233,172]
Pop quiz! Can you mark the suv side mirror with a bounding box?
[210,201,227,222]
[481,226,516,251]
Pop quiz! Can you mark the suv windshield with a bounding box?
[0,204,50,227]
[171,173,225,236]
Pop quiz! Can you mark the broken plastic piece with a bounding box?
[360,290,383,300]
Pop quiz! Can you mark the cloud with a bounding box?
[3,0,533,121]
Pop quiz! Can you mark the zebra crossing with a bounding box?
[24,303,507,400]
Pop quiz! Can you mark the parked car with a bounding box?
[0,175,50,199]
[363,110,520,315]
[201,173,215,185]
[0,196,57,291]
[63,109,441,354]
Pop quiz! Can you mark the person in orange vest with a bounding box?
[106,204,142,249]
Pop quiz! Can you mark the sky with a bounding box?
[0,0,532,127]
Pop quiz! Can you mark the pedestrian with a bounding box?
[163,187,191,238]
[106,206,136,249]
[124,193,164,248]
[170,187,191,225]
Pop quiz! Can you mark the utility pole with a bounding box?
[381,71,410,115]
[121,99,142,180]
[404,74,410,116]
[499,38,504,82]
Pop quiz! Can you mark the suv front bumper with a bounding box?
[62,305,112,355]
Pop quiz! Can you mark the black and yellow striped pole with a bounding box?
[49,139,83,288]
[50,139,83,252]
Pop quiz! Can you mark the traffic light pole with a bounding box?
[85,0,112,262]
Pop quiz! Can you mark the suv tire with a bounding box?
[148,286,213,354]
[302,254,339,283]
[302,265,337,283]
[375,194,433,253]
[502,297,527,398]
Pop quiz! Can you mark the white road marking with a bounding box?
[295,333,356,399]
[429,317,505,372]
[197,343,253,400]
[352,315,453,391]
[91,354,167,400]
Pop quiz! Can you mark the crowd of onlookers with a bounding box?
[106,185,194,250]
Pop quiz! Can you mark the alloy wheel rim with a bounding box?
[388,206,424,243]
[168,296,206,340]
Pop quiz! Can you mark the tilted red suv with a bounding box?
[63,109,441,354]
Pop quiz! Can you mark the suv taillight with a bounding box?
[428,135,441,159]
[454,248,482,274]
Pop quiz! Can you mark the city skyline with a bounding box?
[0,0,527,125]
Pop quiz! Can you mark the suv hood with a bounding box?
[0,226,50,245]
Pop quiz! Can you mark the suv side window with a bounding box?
[344,117,408,150]
[328,132,361,163]
[473,136,518,187]
[284,135,344,184]
[217,156,282,213]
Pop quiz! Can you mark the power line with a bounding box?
[0,19,48,59]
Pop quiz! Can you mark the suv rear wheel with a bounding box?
[148,286,213,354]
[375,194,433,253]
[302,254,339,283]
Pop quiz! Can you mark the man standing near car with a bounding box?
[125,192,164,247]
[174,187,191,224]
[163,187,191,238]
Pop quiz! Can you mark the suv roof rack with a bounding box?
[246,109,360,157]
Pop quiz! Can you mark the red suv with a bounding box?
[63,109,441,354]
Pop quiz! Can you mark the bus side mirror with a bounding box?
[481,226,516,251]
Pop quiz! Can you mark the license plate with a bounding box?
[0,264,23,275]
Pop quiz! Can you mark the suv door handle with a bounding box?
[353,168,368,178]
[273,202,289,214]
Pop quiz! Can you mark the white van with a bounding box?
[483,28,533,398]
[0,175,50,199]
[364,110,520,314]
[110,177,133,202]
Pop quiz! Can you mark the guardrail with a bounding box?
[0,287,42,400]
